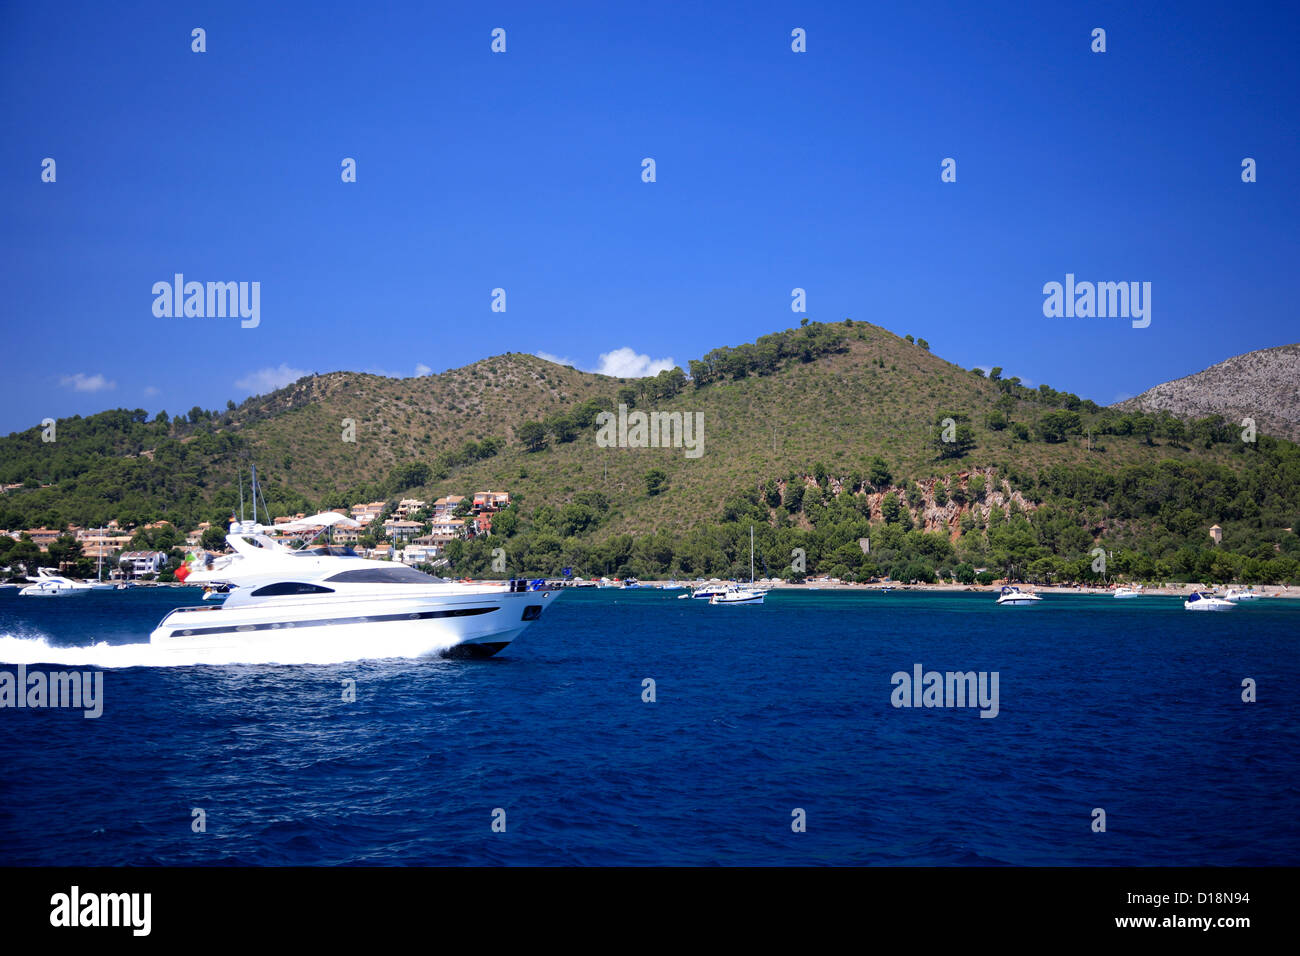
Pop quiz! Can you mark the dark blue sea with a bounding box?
[1,587,1297,866]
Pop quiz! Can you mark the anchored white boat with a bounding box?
[1113,585,1144,598]
[150,514,556,658]
[19,568,96,597]
[996,585,1042,606]
[1184,591,1235,611]
[709,585,765,605]
[709,527,767,606]
[688,582,729,600]
[1224,587,1262,602]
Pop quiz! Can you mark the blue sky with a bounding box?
[2,1,1297,434]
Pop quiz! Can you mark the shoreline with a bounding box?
[11,579,1293,600]
[625,580,1300,599]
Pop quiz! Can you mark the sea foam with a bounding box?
[0,632,461,668]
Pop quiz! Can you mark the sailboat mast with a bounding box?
[251,463,267,527]
[750,525,755,584]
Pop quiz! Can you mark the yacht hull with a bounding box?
[149,589,554,660]
[1224,590,1261,602]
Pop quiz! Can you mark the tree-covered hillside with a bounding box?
[3,320,1297,584]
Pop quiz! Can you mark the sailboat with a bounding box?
[709,527,767,606]
[90,527,116,589]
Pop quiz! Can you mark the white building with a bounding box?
[395,498,427,518]
[119,550,168,577]
[401,544,441,567]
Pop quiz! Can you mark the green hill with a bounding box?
[3,320,1298,585]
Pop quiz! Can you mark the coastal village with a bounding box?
[0,490,511,581]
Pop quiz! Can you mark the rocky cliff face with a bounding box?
[1114,344,1300,441]
[780,468,1037,540]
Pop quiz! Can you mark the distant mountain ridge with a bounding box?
[1114,344,1300,441]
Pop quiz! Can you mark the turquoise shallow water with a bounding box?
[0,586,1296,865]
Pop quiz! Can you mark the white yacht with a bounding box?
[150,515,556,658]
[689,582,729,600]
[1224,587,1262,602]
[996,585,1042,606]
[19,568,96,597]
[1113,585,1144,599]
[1184,591,1235,611]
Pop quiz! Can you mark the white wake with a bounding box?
[0,631,462,668]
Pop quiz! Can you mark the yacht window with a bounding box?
[293,546,359,557]
[250,582,336,597]
[323,567,437,584]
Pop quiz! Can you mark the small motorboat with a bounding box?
[1224,587,1262,602]
[1184,591,1235,611]
[709,585,766,606]
[996,585,1042,606]
[1114,585,1144,598]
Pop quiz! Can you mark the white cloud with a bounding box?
[143,385,160,396]
[595,347,675,378]
[361,364,433,378]
[535,351,579,368]
[60,372,116,393]
[536,347,676,378]
[234,364,310,395]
